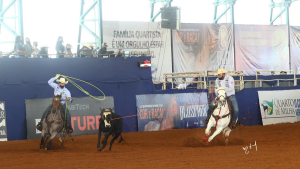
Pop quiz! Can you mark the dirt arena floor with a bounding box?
[0,122,300,169]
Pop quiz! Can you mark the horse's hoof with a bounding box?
[202,135,208,142]
[205,141,210,145]
[225,137,229,146]
[45,148,48,151]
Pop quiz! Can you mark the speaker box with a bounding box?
[161,7,180,30]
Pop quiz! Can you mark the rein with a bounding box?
[213,101,229,128]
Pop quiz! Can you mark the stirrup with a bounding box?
[66,125,73,134]
[36,122,42,131]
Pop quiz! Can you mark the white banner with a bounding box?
[235,25,289,75]
[103,21,172,82]
[172,23,234,73]
[258,90,300,125]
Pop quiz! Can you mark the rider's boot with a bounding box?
[205,116,210,125]
[231,124,237,130]
[36,121,43,131]
[66,123,73,134]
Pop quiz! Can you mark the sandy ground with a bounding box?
[0,122,300,169]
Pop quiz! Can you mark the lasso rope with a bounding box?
[60,75,106,101]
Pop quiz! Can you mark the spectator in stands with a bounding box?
[88,44,98,57]
[32,41,40,58]
[56,36,65,58]
[14,36,26,58]
[64,44,73,58]
[78,44,92,57]
[23,37,33,57]
[176,78,188,89]
[98,42,107,58]
[205,69,239,129]
[38,45,49,58]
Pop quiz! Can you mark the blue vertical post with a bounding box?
[0,0,3,34]
[77,0,102,51]
[17,0,23,43]
[97,0,102,47]
[77,0,84,52]
[270,0,273,24]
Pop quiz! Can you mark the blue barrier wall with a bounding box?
[235,86,300,126]
[0,57,156,141]
[1,57,300,141]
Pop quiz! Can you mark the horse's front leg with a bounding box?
[46,132,58,150]
[61,132,68,148]
[206,126,223,145]
[203,119,214,142]
[40,136,45,149]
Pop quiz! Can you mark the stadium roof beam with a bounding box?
[77,0,103,51]
[150,0,172,22]
[213,0,236,24]
[0,0,24,45]
[269,0,297,25]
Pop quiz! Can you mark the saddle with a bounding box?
[44,106,73,134]
[205,97,235,128]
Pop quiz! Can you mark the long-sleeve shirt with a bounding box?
[215,74,235,97]
[48,77,72,104]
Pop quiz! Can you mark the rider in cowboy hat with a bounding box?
[36,74,73,133]
[205,69,239,129]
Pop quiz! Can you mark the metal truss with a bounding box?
[213,0,236,24]
[78,0,102,51]
[0,0,24,45]
[150,0,172,22]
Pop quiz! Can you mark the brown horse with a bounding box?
[40,94,70,150]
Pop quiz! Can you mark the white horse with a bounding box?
[202,87,232,145]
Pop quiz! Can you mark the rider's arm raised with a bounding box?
[48,77,59,89]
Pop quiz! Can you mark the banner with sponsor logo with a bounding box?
[290,26,300,74]
[235,25,289,75]
[103,21,172,82]
[25,96,114,139]
[258,90,300,125]
[172,23,234,75]
[0,102,7,141]
[136,93,208,131]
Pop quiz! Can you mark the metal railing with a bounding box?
[0,52,147,58]
[162,71,206,90]
[242,70,297,87]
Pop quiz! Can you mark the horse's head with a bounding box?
[100,107,114,128]
[216,87,227,104]
[52,93,62,109]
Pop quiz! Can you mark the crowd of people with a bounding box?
[13,36,112,58]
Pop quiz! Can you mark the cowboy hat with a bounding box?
[56,78,68,84]
[214,69,228,75]
[83,44,92,49]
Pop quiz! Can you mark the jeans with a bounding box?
[40,104,72,126]
[207,95,239,125]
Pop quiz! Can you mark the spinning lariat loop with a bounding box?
[60,75,106,101]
